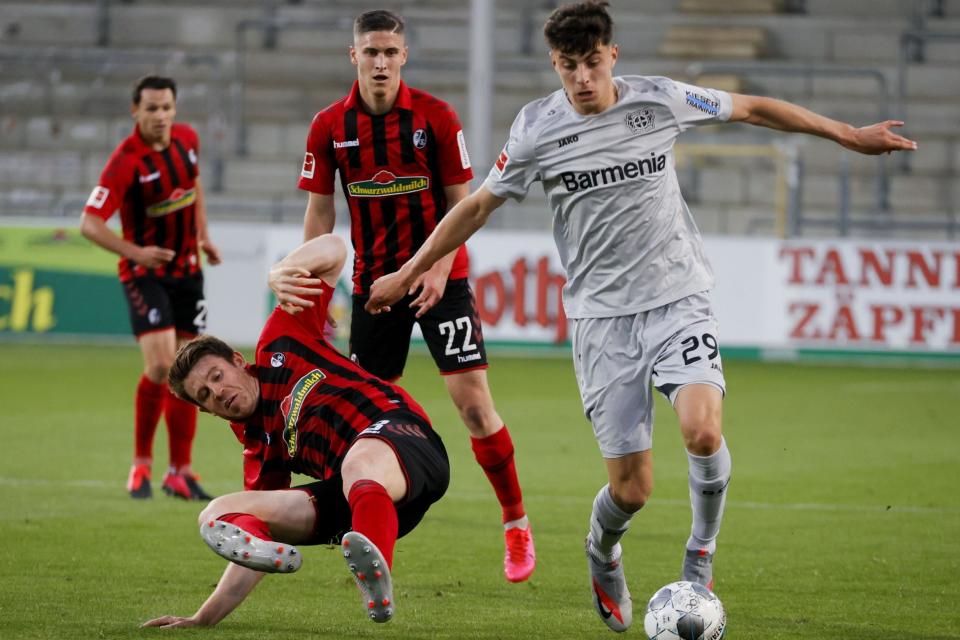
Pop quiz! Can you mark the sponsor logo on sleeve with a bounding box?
[684,91,720,116]
[347,171,429,197]
[279,368,327,456]
[413,128,427,150]
[456,129,471,169]
[86,186,109,209]
[301,152,316,179]
[625,108,655,135]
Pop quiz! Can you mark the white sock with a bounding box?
[504,515,529,530]
[686,437,732,554]
[587,484,634,562]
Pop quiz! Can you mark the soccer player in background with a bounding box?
[297,9,535,582]
[80,76,221,501]
[141,233,448,627]
[364,0,917,632]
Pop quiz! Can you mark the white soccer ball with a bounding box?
[643,581,726,640]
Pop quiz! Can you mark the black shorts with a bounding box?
[350,278,488,379]
[296,410,449,545]
[122,273,206,338]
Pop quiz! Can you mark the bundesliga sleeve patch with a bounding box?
[86,185,109,209]
[493,148,509,176]
[456,130,471,170]
[301,152,316,179]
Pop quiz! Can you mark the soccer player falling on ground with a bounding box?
[365,0,917,632]
[80,76,221,501]
[141,234,449,627]
[297,9,534,582]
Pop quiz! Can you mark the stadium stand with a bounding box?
[1,0,958,236]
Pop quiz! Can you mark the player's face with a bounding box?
[132,88,176,148]
[551,43,619,115]
[183,353,260,421]
[350,30,407,106]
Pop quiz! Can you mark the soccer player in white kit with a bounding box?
[365,0,917,632]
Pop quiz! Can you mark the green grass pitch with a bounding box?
[0,343,958,639]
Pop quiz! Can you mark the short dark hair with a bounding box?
[132,75,177,105]
[544,1,613,56]
[168,334,235,404]
[354,9,404,37]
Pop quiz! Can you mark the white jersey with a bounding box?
[483,75,732,319]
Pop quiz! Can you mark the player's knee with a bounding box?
[683,424,722,456]
[197,500,223,527]
[610,481,652,512]
[144,362,171,384]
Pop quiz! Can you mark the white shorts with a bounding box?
[571,291,726,458]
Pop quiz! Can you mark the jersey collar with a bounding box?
[344,79,412,113]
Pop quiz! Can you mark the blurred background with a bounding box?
[1,0,959,360]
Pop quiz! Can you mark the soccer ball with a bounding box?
[643,581,726,640]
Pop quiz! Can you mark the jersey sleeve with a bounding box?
[83,147,134,220]
[660,78,733,133]
[433,104,474,186]
[298,112,337,195]
[482,107,540,201]
[271,281,333,338]
[184,124,201,176]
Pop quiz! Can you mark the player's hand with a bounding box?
[140,614,207,629]
[269,265,325,314]
[408,265,449,319]
[843,120,917,155]
[366,272,410,315]
[133,245,176,269]
[200,238,222,266]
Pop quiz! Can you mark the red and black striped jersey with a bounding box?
[230,281,433,491]
[84,123,202,282]
[298,80,474,294]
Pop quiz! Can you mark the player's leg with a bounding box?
[339,415,449,623]
[674,384,729,590]
[196,489,317,573]
[573,313,656,632]
[162,274,212,500]
[123,277,178,499]
[649,292,730,590]
[422,279,536,582]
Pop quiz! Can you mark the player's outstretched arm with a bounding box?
[408,182,471,318]
[366,186,506,314]
[728,93,918,155]
[140,562,265,628]
[269,234,347,313]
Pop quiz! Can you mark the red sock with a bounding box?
[134,375,166,461]
[165,389,198,470]
[217,512,273,541]
[348,480,398,569]
[471,426,526,523]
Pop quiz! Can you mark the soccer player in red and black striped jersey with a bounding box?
[80,76,221,501]
[142,234,448,628]
[297,9,535,583]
